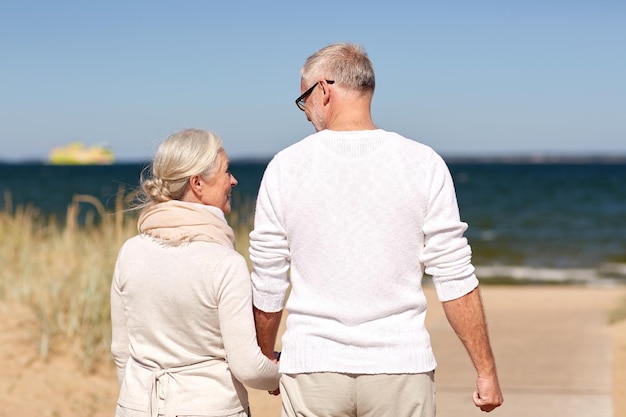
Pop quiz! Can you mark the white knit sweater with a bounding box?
[250,129,478,374]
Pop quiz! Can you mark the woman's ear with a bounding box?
[189,175,202,193]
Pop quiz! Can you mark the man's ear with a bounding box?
[321,80,332,106]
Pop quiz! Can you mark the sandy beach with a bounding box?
[1,284,625,417]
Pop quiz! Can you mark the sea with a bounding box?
[1,159,625,286]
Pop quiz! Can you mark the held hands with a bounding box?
[473,374,503,412]
[268,351,281,396]
[268,362,280,396]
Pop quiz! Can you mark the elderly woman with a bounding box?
[111,128,279,417]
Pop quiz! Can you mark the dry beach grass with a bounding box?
[1,196,625,416]
[0,191,254,371]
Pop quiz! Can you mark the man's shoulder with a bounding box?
[267,133,320,167]
[385,131,434,150]
[279,132,319,154]
[381,131,445,162]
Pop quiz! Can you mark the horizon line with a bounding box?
[2,153,626,165]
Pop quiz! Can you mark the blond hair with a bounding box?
[137,128,224,208]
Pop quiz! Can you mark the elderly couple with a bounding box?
[110,43,503,417]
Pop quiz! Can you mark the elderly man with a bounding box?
[250,42,503,417]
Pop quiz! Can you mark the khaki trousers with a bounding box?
[115,405,250,417]
[279,372,435,417]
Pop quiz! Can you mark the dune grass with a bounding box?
[0,190,255,371]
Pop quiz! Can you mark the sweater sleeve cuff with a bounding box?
[251,282,288,313]
[433,274,479,302]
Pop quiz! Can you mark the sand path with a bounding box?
[1,285,625,417]
[427,285,624,417]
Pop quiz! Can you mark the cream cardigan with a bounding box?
[111,202,279,417]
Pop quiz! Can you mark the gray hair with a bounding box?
[300,43,375,93]
[137,128,224,207]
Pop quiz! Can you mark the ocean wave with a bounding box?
[475,263,626,286]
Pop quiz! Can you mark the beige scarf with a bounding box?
[137,200,235,249]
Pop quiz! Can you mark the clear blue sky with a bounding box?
[1,1,624,162]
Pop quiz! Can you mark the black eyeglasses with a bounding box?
[295,80,335,111]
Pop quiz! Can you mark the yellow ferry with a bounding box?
[49,142,115,165]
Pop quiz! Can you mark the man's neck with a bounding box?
[325,121,377,131]
[325,108,376,131]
